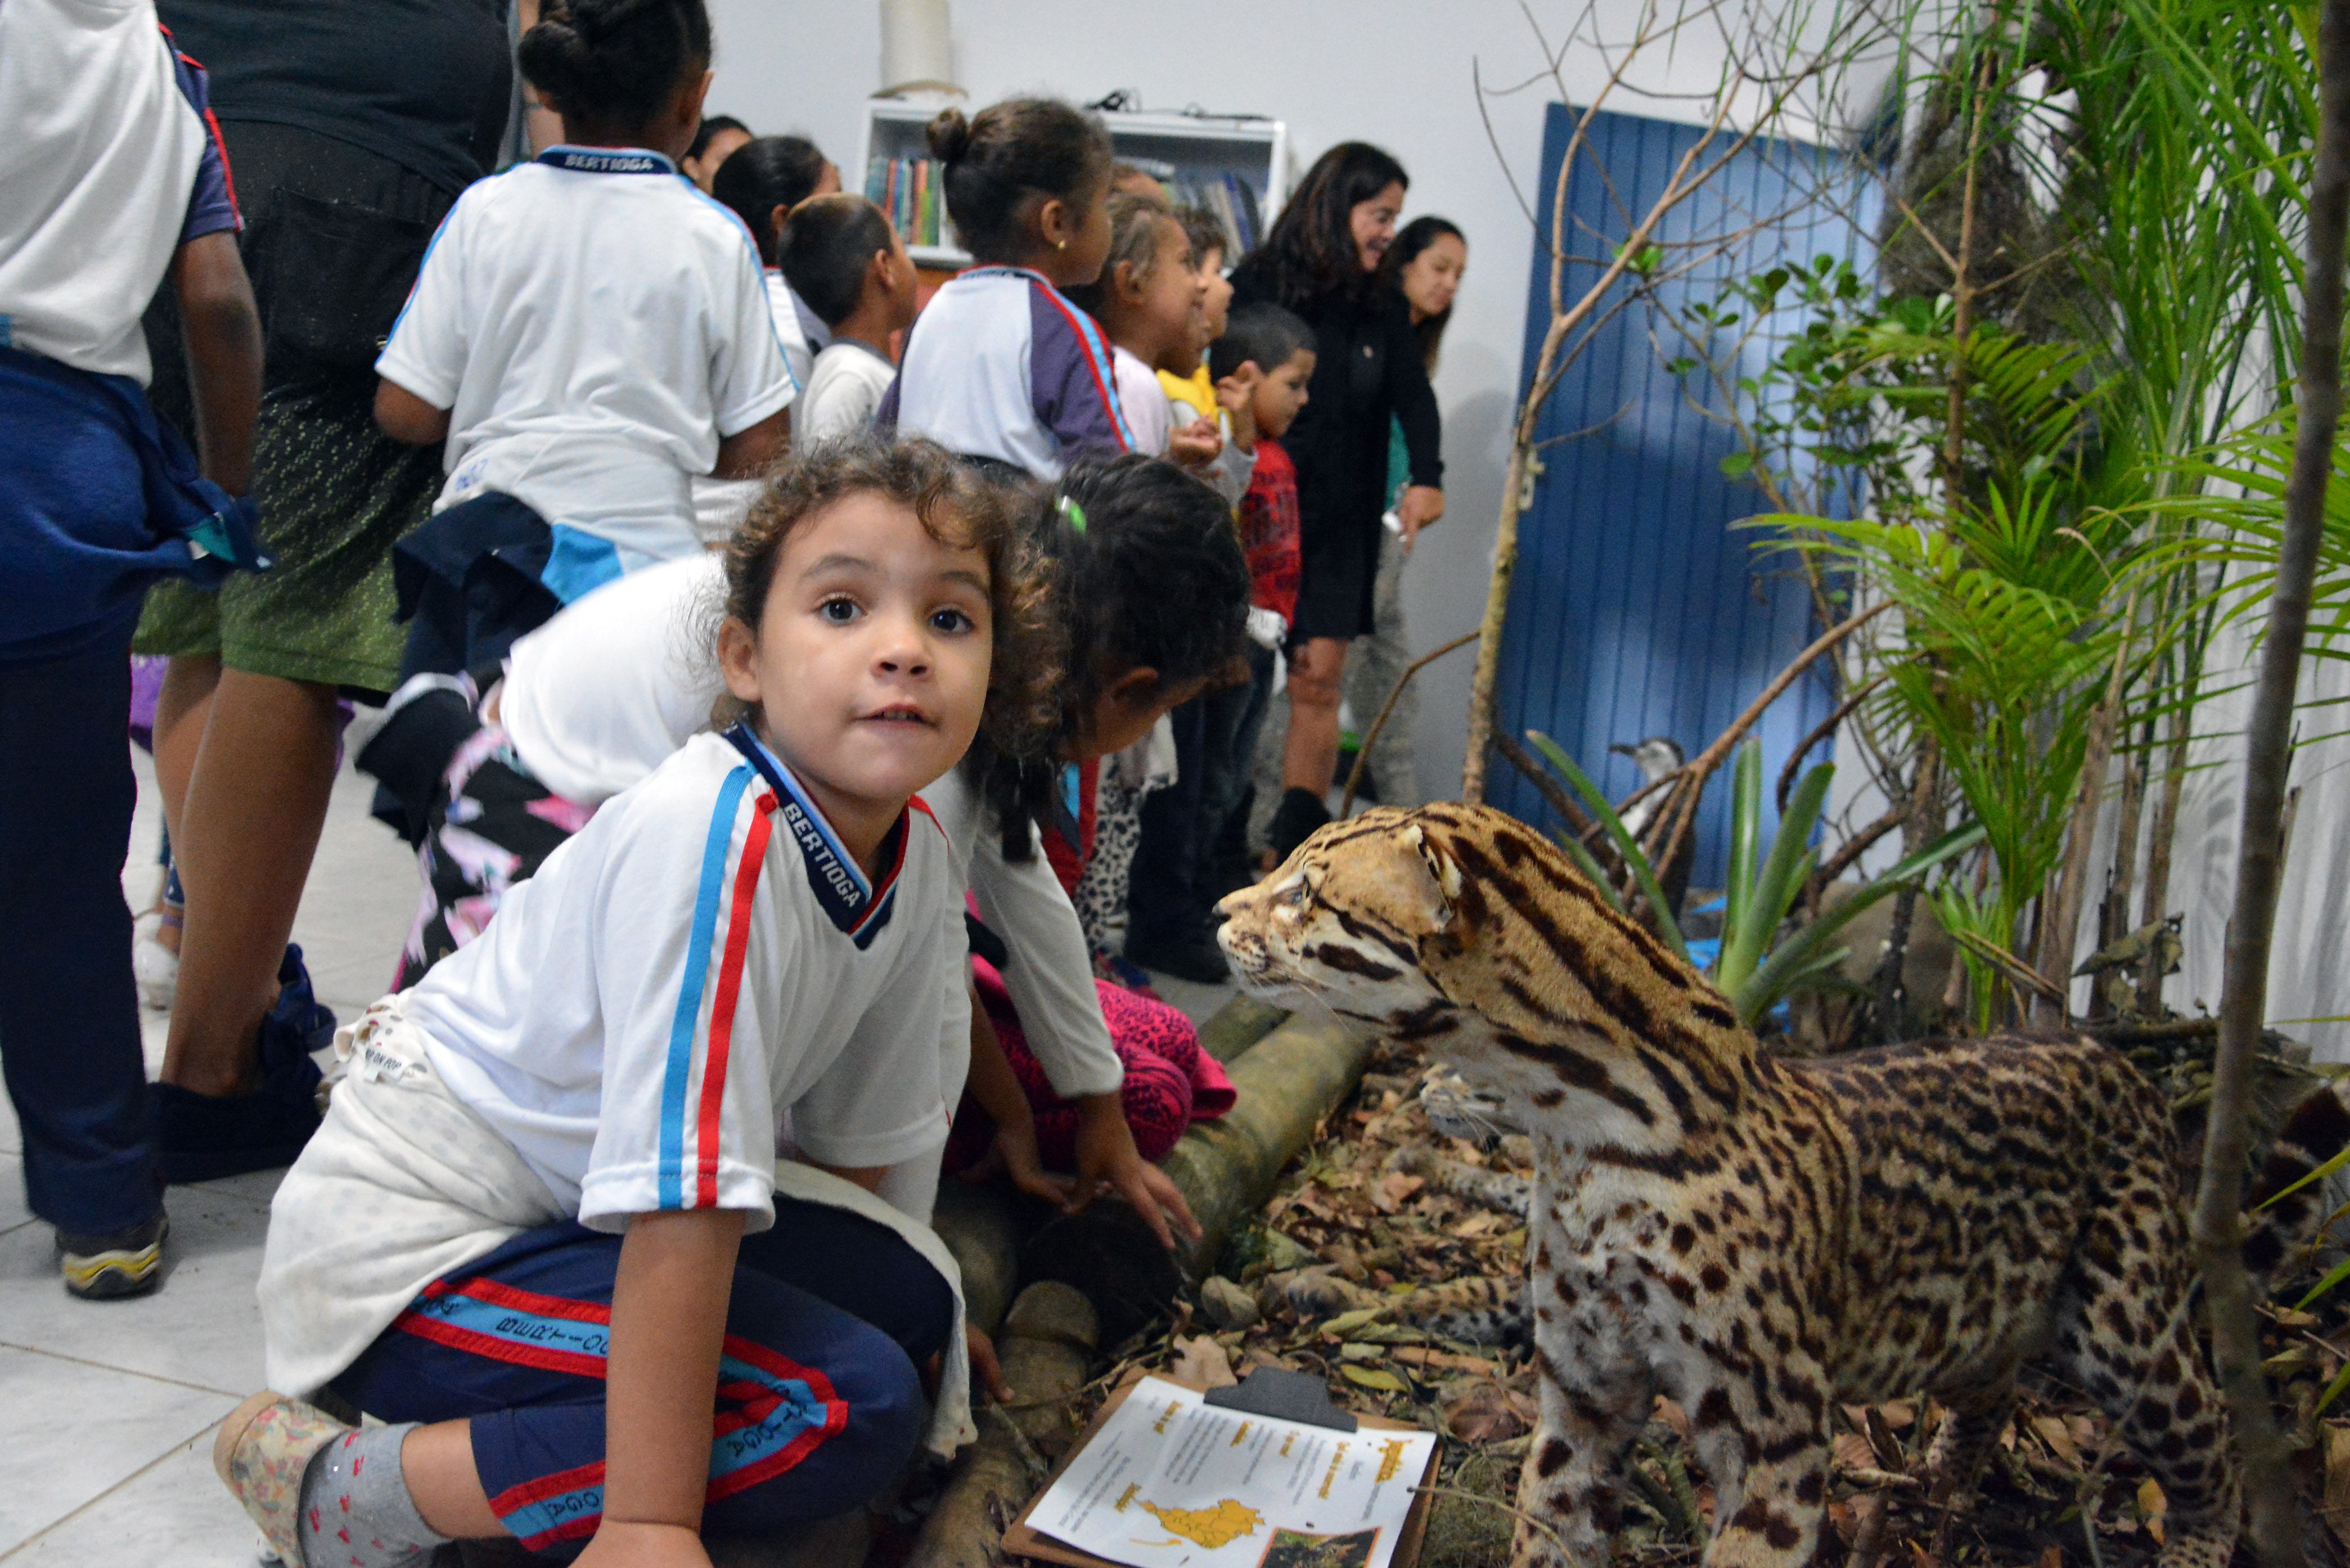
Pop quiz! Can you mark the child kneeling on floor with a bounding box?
[218,440,1040,1566]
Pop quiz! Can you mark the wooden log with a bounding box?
[930,1176,1046,1335]
[904,1282,1101,1568]
[1198,994,1288,1065]
[1022,1011,1375,1344]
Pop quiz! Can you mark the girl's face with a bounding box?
[1399,232,1467,323]
[1120,218,1202,365]
[1073,670,1213,761]
[1042,176,1115,288]
[719,492,993,851]
[1350,181,1406,272]
[1194,245,1232,346]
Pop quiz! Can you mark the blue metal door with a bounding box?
[1488,103,1875,886]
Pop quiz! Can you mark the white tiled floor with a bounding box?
[2,747,1235,1563]
[2,749,414,1565]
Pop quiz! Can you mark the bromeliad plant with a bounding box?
[1527,734,1982,1031]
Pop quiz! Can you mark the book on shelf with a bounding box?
[865,155,951,250]
[865,152,1267,260]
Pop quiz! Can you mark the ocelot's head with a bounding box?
[1217,804,1744,1084]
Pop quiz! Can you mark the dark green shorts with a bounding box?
[135,376,442,694]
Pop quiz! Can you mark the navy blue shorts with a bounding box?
[333,1203,955,1557]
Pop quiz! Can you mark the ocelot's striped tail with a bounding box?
[2240,1076,2350,1281]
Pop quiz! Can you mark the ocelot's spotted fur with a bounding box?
[1217,803,2350,1568]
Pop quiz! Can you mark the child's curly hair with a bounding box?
[713,436,1061,763]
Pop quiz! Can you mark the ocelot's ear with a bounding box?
[1400,822,1462,936]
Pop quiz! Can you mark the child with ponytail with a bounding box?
[875,98,1127,478]
[371,0,794,683]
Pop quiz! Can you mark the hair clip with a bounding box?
[1059,495,1088,534]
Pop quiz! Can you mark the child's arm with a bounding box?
[960,985,1074,1206]
[375,379,453,445]
[589,1206,746,1567]
[712,406,789,479]
[169,231,261,494]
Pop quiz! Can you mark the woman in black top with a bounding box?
[1230,142,1444,859]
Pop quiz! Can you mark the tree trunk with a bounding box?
[2188,3,2350,1560]
[2137,695,2191,1013]
[1461,445,1530,803]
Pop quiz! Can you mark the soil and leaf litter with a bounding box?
[1016,1027,2350,1568]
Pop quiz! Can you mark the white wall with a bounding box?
[701,0,1777,801]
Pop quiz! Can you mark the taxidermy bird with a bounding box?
[2074,913,2182,1018]
[1608,737,1685,840]
[1605,736,1693,918]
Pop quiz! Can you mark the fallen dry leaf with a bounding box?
[2031,1413,2081,1468]
[1444,1381,1527,1443]
[1372,1172,1425,1214]
[2138,1476,2166,1546]
[1171,1334,1238,1389]
[1392,1347,1497,1376]
[1653,1396,1690,1441]
[2324,1423,2350,1548]
[1833,1432,1876,1472]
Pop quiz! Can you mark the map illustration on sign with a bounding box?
[1131,1497,1264,1549]
[1027,1377,1435,1568]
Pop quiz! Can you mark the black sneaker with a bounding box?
[155,945,330,1184]
[58,1210,169,1299]
[1126,928,1231,985]
[1264,787,1333,863]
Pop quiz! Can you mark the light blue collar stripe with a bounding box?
[658,763,754,1207]
[538,143,676,175]
[737,730,867,899]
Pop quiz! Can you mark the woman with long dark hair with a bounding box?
[1344,214,1467,808]
[1230,143,1443,858]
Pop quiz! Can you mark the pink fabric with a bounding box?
[945,962,1234,1173]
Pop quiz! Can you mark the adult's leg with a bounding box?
[1343,529,1420,808]
[337,1216,943,1551]
[1280,637,1348,797]
[1124,699,1218,977]
[0,642,163,1236]
[158,666,340,1096]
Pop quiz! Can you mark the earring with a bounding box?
[1056,237,1068,250]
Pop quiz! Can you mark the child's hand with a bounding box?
[1213,366,1260,451]
[961,1114,1075,1207]
[575,1521,712,1568]
[1069,1094,1203,1251]
[1168,417,1223,469]
[968,1326,1014,1404]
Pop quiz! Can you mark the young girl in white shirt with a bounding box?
[372,0,793,683]
[214,440,1047,1568]
[876,97,1128,479]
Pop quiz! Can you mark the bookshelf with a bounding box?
[856,98,1291,272]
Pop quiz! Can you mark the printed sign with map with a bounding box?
[1023,1377,1437,1568]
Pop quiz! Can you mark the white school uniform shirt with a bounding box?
[690,268,814,544]
[494,553,1124,1100]
[1110,345,1172,457]
[876,265,1131,480]
[0,0,212,384]
[797,340,898,445]
[377,145,793,573]
[400,726,960,1231]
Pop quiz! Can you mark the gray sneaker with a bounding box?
[58,1210,168,1299]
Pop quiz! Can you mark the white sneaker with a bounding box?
[133,912,179,1011]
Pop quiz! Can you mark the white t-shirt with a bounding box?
[0,0,209,383]
[495,554,1124,1098]
[798,340,897,445]
[690,269,814,545]
[402,727,961,1232]
[496,556,726,806]
[1111,345,1172,457]
[377,145,794,569]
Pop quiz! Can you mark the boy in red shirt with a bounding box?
[1201,302,1316,889]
